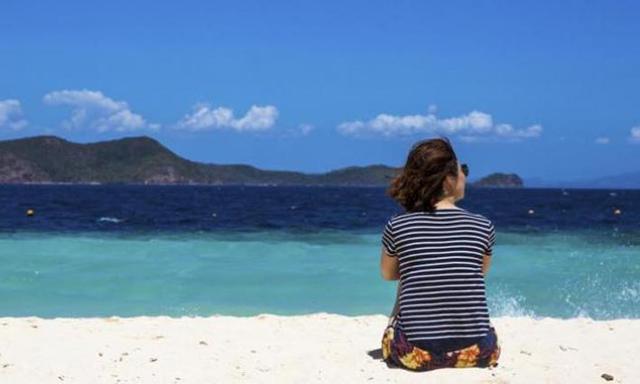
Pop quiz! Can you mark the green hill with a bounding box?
[0,135,523,187]
[0,135,399,185]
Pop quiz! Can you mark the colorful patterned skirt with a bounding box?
[381,317,501,371]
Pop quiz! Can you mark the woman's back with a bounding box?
[382,207,496,351]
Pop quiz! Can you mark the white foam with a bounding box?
[97,217,122,223]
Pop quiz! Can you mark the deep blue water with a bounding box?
[1,184,638,234]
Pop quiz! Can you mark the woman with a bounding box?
[379,137,501,371]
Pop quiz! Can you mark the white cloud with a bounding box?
[43,89,158,132]
[458,135,487,143]
[298,123,314,135]
[630,126,640,143]
[595,137,610,144]
[337,106,542,140]
[176,103,278,132]
[279,123,315,138]
[0,99,27,130]
[494,123,542,138]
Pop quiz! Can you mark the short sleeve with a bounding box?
[484,221,496,256]
[381,218,397,256]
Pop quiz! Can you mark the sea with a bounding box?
[0,184,638,320]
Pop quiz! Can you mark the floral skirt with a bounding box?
[381,318,501,371]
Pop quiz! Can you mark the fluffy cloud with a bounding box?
[0,99,27,130]
[630,126,640,143]
[176,103,278,132]
[43,89,158,132]
[595,137,610,144]
[337,106,542,140]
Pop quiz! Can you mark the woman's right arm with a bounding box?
[482,253,491,276]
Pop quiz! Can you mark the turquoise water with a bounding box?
[2,229,638,319]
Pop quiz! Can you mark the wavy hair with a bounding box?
[387,136,459,212]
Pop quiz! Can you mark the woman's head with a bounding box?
[388,136,467,212]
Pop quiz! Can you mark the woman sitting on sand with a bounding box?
[379,137,501,371]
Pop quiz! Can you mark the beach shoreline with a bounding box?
[0,313,635,383]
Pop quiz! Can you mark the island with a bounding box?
[470,172,524,188]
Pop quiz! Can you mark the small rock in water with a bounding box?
[601,373,614,381]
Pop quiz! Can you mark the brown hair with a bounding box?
[387,136,459,213]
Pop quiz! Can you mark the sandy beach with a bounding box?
[0,313,636,383]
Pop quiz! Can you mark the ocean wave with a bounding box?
[97,217,123,223]
[488,290,537,318]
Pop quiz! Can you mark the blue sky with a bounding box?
[1,0,639,181]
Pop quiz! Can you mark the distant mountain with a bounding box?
[0,135,531,187]
[524,172,640,190]
[0,135,400,186]
[559,171,640,189]
[470,172,523,188]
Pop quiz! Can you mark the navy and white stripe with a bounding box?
[382,208,496,343]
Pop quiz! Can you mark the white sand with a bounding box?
[0,313,636,383]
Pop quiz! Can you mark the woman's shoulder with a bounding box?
[464,209,492,223]
[389,207,482,221]
[463,210,495,232]
[388,208,493,227]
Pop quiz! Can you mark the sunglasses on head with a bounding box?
[461,163,469,177]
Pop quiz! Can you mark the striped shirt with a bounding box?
[382,207,496,351]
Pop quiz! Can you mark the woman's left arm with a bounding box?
[380,246,400,280]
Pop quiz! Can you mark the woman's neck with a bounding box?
[434,197,458,209]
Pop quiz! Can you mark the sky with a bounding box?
[1,0,639,181]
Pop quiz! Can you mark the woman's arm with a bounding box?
[380,246,400,280]
[482,253,491,276]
